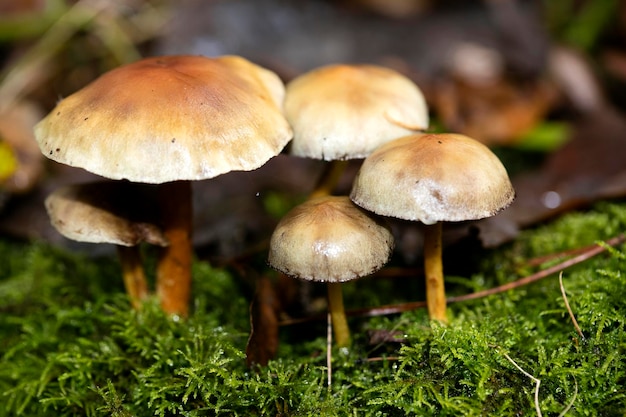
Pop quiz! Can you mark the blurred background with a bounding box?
[1,0,626,264]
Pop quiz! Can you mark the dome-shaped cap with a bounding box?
[268,196,394,282]
[284,64,428,161]
[45,181,168,246]
[350,133,515,224]
[35,55,293,183]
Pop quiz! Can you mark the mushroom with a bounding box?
[284,63,429,196]
[34,55,292,316]
[268,195,394,347]
[350,133,515,322]
[45,181,168,309]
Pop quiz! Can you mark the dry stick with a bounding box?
[280,234,625,326]
[525,246,592,268]
[353,233,626,319]
[559,271,585,340]
[502,352,543,417]
[327,312,332,388]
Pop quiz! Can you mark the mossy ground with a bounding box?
[1,202,625,416]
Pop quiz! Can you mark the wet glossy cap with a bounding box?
[284,64,428,160]
[35,55,293,183]
[268,196,394,282]
[350,133,515,224]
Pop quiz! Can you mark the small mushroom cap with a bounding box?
[45,181,168,246]
[35,55,293,183]
[268,195,394,283]
[350,133,515,224]
[284,64,428,161]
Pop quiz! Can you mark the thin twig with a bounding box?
[559,271,585,340]
[525,246,591,268]
[502,352,543,417]
[327,312,332,388]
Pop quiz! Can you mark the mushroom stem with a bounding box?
[423,221,448,323]
[327,282,351,347]
[116,245,149,309]
[309,160,349,199]
[156,180,193,317]
[309,160,351,347]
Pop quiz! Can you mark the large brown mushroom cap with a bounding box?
[45,181,168,246]
[268,196,394,282]
[350,133,515,224]
[284,64,428,161]
[35,55,293,183]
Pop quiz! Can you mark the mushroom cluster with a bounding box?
[35,55,292,316]
[267,64,428,346]
[34,55,515,342]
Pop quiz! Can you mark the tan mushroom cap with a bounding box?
[35,55,293,183]
[284,64,428,161]
[350,133,515,224]
[268,196,394,283]
[45,181,168,246]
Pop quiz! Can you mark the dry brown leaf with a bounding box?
[477,108,626,247]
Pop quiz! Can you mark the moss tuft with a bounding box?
[1,202,626,415]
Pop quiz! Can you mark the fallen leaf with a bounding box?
[476,108,626,247]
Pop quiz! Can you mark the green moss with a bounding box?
[1,202,626,416]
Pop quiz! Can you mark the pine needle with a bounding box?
[559,271,585,340]
[502,352,543,417]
